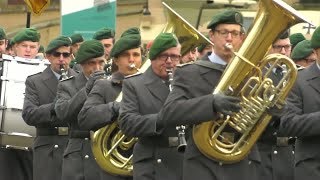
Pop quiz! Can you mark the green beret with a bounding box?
[70,33,84,45]
[0,27,6,40]
[149,33,179,60]
[121,27,140,37]
[291,40,313,61]
[110,27,141,58]
[207,9,243,30]
[289,33,305,48]
[75,39,104,64]
[45,36,72,54]
[93,27,115,40]
[12,28,40,43]
[311,26,320,49]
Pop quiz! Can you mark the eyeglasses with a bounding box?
[52,51,71,58]
[158,54,181,62]
[214,29,243,38]
[272,44,292,51]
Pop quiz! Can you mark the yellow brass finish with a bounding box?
[193,0,311,163]
[162,2,214,56]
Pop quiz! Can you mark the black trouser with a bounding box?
[0,148,33,180]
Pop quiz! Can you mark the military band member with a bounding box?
[69,33,84,71]
[289,32,306,50]
[291,40,316,68]
[281,26,320,180]
[0,27,7,56]
[119,33,183,180]
[257,31,295,180]
[78,27,142,180]
[5,39,15,56]
[180,47,198,64]
[0,28,42,180]
[22,36,76,180]
[197,37,213,59]
[55,40,106,180]
[158,9,262,180]
[13,28,40,59]
[92,27,115,61]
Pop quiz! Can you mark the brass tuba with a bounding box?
[91,2,213,176]
[193,0,312,163]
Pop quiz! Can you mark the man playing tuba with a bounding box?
[78,27,142,179]
[158,9,261,180]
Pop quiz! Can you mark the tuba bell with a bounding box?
[91,2,213,176]
[193,0,312,163]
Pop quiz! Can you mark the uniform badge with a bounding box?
[234,12,241,24]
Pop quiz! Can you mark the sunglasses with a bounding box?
[52,51,71,58]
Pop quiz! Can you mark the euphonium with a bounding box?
[193,0,312,163]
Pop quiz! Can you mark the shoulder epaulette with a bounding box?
[27,71,41,78]
[125,72,142,79]
[176,61,194,68]
[60,76,74,82]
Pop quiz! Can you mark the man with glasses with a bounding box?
[257,30,295,180]
[22,36,77,180]
[291,40,316,68]
[158,9,261,180]
[269,31,292,57]
[119,33,184,180]
[55,40,106,180]
[281,26,320,180]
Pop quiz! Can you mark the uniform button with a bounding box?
[84,155,89,159]
[273,132,277,136]
[157,159,162,164]
[248,161,252,165]
[85,138,89,141]
[273,150,278,154]
[219,162,223,166]
[292,151,294,155]
[54,145,59,148]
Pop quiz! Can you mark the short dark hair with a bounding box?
[274,29,290,43]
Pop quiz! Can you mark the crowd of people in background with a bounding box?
[0,4,320,180]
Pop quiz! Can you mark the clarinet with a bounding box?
[60,64,68,80]
[104,59,113,79]
[166,69,187,153]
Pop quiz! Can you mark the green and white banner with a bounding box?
[61,0,116,40]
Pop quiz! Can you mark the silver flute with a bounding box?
[166,68,187,153]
